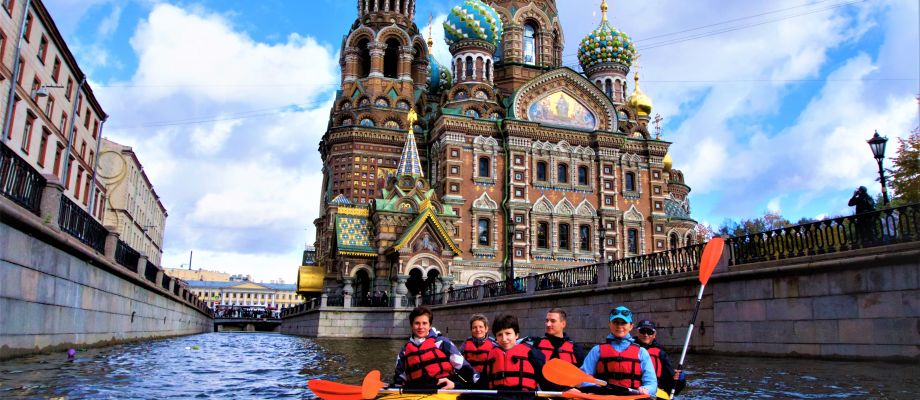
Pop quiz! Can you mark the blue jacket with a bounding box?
[580,334,657,395]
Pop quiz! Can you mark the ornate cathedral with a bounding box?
[304,0,697,299]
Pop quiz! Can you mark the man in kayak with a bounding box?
[459,314,498,374]
[577,306,657,396]
[634,319,685,396]
[393,306,476,389]
[530,308,586,391]
[479,314,547,393]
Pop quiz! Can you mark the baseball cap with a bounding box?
[609,306,633,324]
[636,320,656,331]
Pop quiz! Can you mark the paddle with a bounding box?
[670,237,724,399]
[543,359,668,399]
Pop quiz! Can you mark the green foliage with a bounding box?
[887,127,920,205]
[717,211,794,236]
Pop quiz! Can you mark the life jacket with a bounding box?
[485,343,538,391]
[462,338,496,373]
[536,337,577,365]
[645,346,663,379]
[595,342,643,389]
[403,337,454,382]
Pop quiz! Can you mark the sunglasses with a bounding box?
[610,308,632,318]
[638,328,655,335]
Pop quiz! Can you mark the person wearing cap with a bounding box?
[577,306,657,396]
[635,319,685,396]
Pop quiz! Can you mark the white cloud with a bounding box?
[190,119,240,155]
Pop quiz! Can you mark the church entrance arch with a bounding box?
[402,254,447,297]
[406,268,424,297]
[354,268,372,305]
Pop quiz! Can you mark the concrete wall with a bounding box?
[281,308,411,338]
[0,200,211,360]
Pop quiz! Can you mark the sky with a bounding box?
[43,0,919,283]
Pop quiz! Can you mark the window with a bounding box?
[74,168,83,199]
[465,56,473,78]
[37,35,48,63]
[578,166,589,185]
[579,225,590,251]
[3,0,14,14]
[64,157,73,189]
[478,156,490,178]
[59,112,67,131]
[523,23,537,65]
[53,144,62,175]
[0,32,6,63]
[627,229,638,254]
[604,79,612,98]
[20,114,35,153]
[92,121,99,139]
[557,163,568,183]
[30,77,40,100]
[356,38,370,78]
[44,95,54,116]
[83,179,90,205]
[558,223,570,249]
[52,57,61,81]
[478,219,490,245]
[670,233,679,250]
[625,172,636,191]
[84,111,90,129]
[17,57,24,85]
[37,129,49,167]
[537,222,548,249]
[24,13,33,42]
[383,38,400,78]
[536,161,547,181]
[65,78,73,100]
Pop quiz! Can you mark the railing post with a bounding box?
[137,253,148,276]
[718,235,731,271]
[596,261,609,288]
[526,273,536,296]
[38,174,63,231]
[476,285,484,301]
[320,293,328,308]
[104,226,119,260]
[155,268,164,288]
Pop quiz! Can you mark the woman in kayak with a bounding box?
[459,314,498,374]
[576,306,658,396]
[392,306,476,389]
[479,314,547,392]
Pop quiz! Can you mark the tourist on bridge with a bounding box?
[576,305,657,396]
[393,306,476,389]
[529,308,587,391]
[459,314,498,374]
[634,319,685,396]
[478,314,547,393]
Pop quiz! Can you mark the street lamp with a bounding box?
[507,215,515,281]
[598,224,607,264]
[867,130,890,206]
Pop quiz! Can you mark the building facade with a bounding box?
[165,267,232,282]
[0,0,108,221]
[187,279,303,312]
[311,0,697,300]
[98,138,167,265]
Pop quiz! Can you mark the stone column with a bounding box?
[137,253,149,277]
[526,272,537,296]
[441,275,454,305]
[369,43,385,78]
[399,46,414,81]
[39,174,64,231]
[393,275,409,307]
[596,261,609,289]
[343,49,359,82]
[104,227,120,260]
[343,277,354,308]
[320,293,328,308]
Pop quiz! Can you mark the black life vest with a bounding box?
[536,337,577,365]
[595,343,643,389]
[462,338,496,373]
[403,337,454,382]
[485,343,538,391]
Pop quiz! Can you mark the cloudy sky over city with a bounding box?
[44,0,919,282]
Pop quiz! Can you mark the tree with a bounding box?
[887,127,920,205]
[694,223,715,240]
[717,211,795,237]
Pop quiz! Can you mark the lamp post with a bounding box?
[598,225,607,264]
[507,215,515,281]
[867,130,890,206]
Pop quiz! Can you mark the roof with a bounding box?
[185,280,295,291]
[335,207,376,258]
[388,207,461,255]
[665,198,695,221]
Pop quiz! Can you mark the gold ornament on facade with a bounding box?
[663,152,673,172]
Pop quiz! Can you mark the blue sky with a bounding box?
[44,0,919,282]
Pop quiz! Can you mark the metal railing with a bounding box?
[161,275,171,290]
[608,242,706,282]
[421,292,443,305]
[448,286,479,303]
[144,260,158,283]
[535,263,598,291]
[115,240,140,270]
[351,294,391,307]
[482,278,526,299]
[326,295,344,307]
[58,196,106,253]
[0,143,45,215]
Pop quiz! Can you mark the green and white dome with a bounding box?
[443,0,503,48]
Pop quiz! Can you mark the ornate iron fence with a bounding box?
[448,286,479,303]
[608,242,706,282]
[421,291,443,305]
[482,278,526,299]
[144,260,158,283]
[58,196,106,253]
[115,240,140,270]
[0,143,45,215]
[326,295,344,307]
[352,293,391,307]
[535,263,598,291]
[161,274,171,290]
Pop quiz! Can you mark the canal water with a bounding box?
[0,332,917,399]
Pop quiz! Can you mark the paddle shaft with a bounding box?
[382,388,566,396]
[672,283,705,399]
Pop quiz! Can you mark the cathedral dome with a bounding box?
[626,72,652,117]
[427,55,452,95]
[443,0,503,48]
[577,1,636,73]
[662,152,672,172]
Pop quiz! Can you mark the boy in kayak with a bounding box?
[634,319,685,396]
[479,314,547,392]
[459,314,498,374]
[577,306,657,396]
[393,306,476,389]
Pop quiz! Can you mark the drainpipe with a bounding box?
[60,76,86,184]
[86,116,107,216]
[499,119,513,281]
[1,0,33,146]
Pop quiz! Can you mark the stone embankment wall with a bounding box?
[281,307,411,338]
[1,199,212,360]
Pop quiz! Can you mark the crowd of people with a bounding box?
[213,306,278,319]
[390,305,687,399]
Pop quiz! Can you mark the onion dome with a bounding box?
[577,0,636,72]
[443,0,503,48]
[427,55,452,95]
[663,152,672,172]
[626,72,653,117]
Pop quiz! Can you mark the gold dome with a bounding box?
[663,152,673,172]
[627,71,653,117]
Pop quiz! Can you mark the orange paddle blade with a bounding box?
[361,370,386,399]
[308,379,363,400]
[544,358,605,387]
[698,237,724,285]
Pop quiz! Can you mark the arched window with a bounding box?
[686,233,694,245]
[485,59,491,81]
[537,222,549,248]
[670,233,679,250]
[478,219,490,245]
[523,23,537,65]
[557,163,569,183]
[578,165,589,185]
[465,56,474,78]
[627,229,639,254]
[536,161,547,181]
[615,79,623,101]
[383,38,400,78]
[559,223,570,249]
[625,172,636,191]
[478,156,490,177]
[579,224,590,251]
[357,38,371,78]
[604,79,612,98]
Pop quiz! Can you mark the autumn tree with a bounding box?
[887,127,920,205]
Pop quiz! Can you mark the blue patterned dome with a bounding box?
[578,3,636,72]
[427,55,452,95]
[443,0,503,48]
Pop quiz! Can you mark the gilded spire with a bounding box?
[427,13,434,50]
[396,109,424,178]
[601,0,608,22]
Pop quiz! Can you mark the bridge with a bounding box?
[282,203,920,362]
[214,318,282,332]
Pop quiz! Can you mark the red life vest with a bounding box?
[462,338,495,373]
[595,343,643,389]
[485,343,538,391]
[536,337,577,365]
[646,346,663,379]
[403,337,454,382]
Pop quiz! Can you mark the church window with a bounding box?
[478,219,490,245]
[557,163,569,183]
[455,91,468,100]
[558,223,570,249]
[384,120,399,129]
[536,161,547,181]
[360,118,374,127]
[537,222,549,248]
[375,98,389,108]
[478,156,490,177]
[578,166,589,185]
[579,225,590,251]
[604,79,612,98]
[384,38,400,78]
[358,98,370,107]
[465,56,473,78]
[396,100,410,110]
[625,172,636,191]
[466,109,480,118]
[615,79,623,101]
[670,233,679,250]
[474,90,488,100]
[357,38,371,78]
[686,233,694,245]
[523,23,537,65]
[485,59,491,80]
[653,186,661,194]
[627,229,638,254]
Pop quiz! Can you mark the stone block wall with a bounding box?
[281,308,411,338]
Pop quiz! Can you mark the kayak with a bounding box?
[310,387,650,400]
